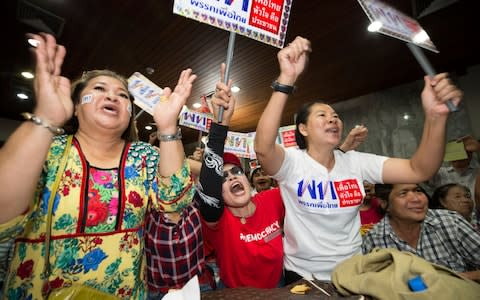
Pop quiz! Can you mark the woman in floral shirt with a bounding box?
[0,33,195,299]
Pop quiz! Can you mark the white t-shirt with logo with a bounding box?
[274,148,388,280]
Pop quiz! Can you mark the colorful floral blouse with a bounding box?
[0,135,194,300]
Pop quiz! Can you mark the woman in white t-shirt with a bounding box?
[254,36,464,283]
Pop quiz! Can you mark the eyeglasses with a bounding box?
[223,166,244,182]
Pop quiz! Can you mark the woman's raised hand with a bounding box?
[28,32,73,127]
[421,73,463,117]
[153,68,197,134]
[211,63,235,126]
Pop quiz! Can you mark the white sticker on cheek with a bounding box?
[81,94,94,104]
[127,102,132,116]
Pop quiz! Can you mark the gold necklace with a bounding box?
[234,202,256,224]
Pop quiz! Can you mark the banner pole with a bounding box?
[406,43,458,112]
[218,31,236,122]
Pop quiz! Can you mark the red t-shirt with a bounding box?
[360,197,383,236]
[203,188,285,288]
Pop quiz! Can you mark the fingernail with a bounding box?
[27,38,40,47]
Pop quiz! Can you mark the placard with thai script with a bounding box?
[173,0,293,48]
[179,106,213,132]
[127,72,164,115]
[225,131,251,158]
[357,0,438,52]
[278,125,297,148]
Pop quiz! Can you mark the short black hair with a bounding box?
[374,183,431,215]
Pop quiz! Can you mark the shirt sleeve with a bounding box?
[196,122,227,222]
[152,159,195,213]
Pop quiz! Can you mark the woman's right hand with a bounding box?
[28,32,73,127]
[211,63,235,126]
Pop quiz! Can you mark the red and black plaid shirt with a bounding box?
[145,204,204,293]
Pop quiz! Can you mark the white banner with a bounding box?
[127,72,164,116]
[179,106,213,132]
[358,0,438,53]
[173,0,293,48]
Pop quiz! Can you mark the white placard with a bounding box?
[127,72,164,116]
[179,106,213,132]
[173,0,293,48]
[358,0,438,53]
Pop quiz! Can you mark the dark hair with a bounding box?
[374,183,431,215]
[64,70,138,142]
[294,100,327,149]
[430,183,471,209]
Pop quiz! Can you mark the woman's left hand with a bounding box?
[153,68,197,134]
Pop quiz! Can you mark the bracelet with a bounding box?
[157,127,182,142]
[21,112,65,135]
[271,80,296,95]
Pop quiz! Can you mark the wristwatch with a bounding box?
[271,80,296,95]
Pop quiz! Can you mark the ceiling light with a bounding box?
[146,67,155,75]
[145,125,153,130]
[403,114,410,120]
[17,93,29,100]
[27,38,40,47]
[367,21,382,32]
[231,86,240,93]
[192,102,202,109]
[21,71,34,79]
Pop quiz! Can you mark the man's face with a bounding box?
[251,168,273,192]
[385,184,428,223]
[451,152,472,171]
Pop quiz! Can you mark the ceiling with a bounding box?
[1,0,478,146]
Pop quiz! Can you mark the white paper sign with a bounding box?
[358,0,438,53]
[225,131,252,158]
[127,72,164,116]
[179,106,213,132]
[173,0,293,48]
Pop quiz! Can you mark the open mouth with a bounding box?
[256,179,268,185]
[230,182,245,195]
[101,104,119,115]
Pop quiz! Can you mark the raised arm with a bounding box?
[153,69,196,176]
[254,37,311,175]
[383,73,463,183]
[0,33,73,223]
[197,63,235,225]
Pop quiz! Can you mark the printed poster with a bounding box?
[278,125,297,148]
[127,72,164,116]
[357,0,438,52]
[225,131,251,158]
[173,0,293,48]
[179,106,213,132]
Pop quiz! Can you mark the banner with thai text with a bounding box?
[179,106,213,132]
[173,0,293,48]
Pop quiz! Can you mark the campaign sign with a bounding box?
[179,106,213,132]
[357,0,438,53]
[128,72,164,116]
[173,0,293,48]
[225,131,251,158]
[278,125,297,148]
